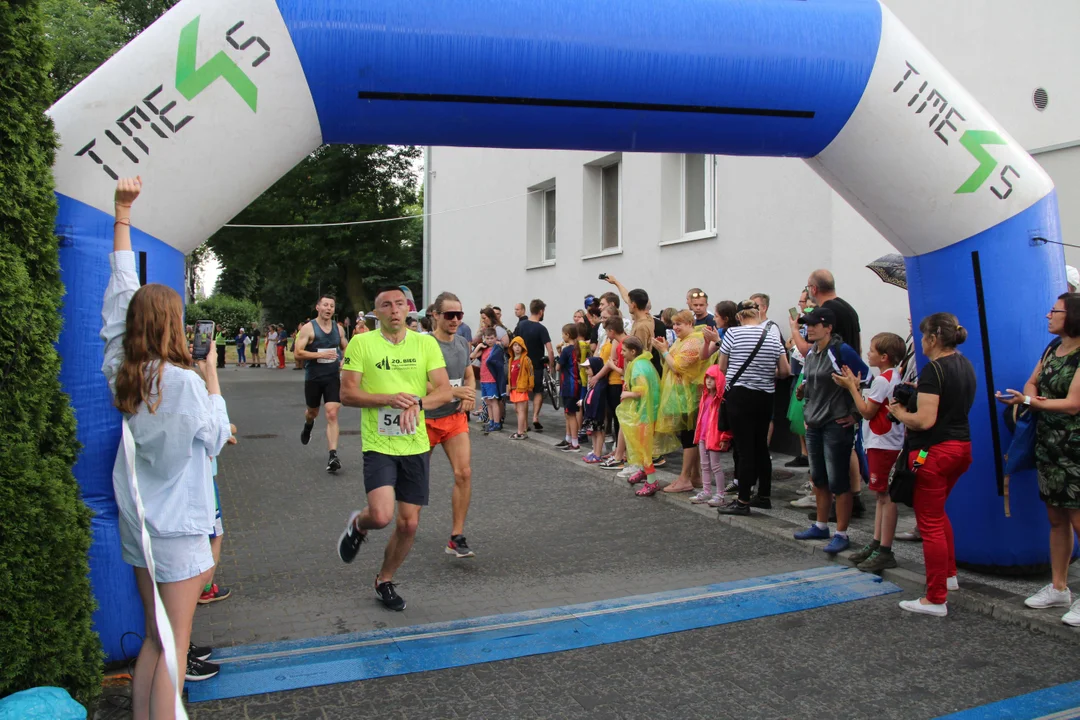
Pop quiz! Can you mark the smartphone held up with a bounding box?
[192,320,215,361]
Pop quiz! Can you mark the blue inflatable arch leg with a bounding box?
[47,0,1063,659]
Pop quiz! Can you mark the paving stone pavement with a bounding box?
[183,372,1080,719]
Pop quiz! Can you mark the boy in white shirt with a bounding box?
[833,332,907,572]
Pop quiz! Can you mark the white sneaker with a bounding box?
[899,599,947,617]
[1061,598,1080,626]
[947,576,960,592]
[617,464,642,478]
[706,494,727,507]
[690,491,712,504]
[1025,583,1072,609]
[791,495,817,508]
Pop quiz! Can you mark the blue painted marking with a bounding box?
[188,566,899,703]
[938,680,1080,719]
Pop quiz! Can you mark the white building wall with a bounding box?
[428,0,1080,344]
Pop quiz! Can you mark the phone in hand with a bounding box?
[192,320,215,360]
[789,307,799,321]
[598,273,609,280]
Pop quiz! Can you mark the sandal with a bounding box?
[626,470,648,485]
[509,433,528,440]
[635,482,660,497]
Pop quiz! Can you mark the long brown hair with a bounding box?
[115,284,194,414]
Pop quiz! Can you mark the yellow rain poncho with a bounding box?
[616,351,679,469]
[656,331,708,435]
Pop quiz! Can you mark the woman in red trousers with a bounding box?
[888,313,976,617]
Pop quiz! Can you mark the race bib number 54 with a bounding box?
[378,407,417,436]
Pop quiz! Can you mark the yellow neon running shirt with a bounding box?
[342,330,446,456]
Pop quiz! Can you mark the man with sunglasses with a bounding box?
[687,288,717,328]
[427,292,478,558]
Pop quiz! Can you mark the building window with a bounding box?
[543,187,557,262]
[601,161,621,251]
[526,179,557,268]
[681,154,715,238]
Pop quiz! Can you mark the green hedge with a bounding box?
[187,293,262,337]
[0,0,102,708]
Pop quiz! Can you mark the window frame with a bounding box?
[599,160,622,252]
[669,153,717,245]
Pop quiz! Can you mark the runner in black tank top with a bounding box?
[294,295,349,472]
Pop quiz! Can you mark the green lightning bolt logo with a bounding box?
[175,16,258,112]
[955,130,1007,194]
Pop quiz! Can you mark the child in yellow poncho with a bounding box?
[652,309,709,493]
[617,336,679,496]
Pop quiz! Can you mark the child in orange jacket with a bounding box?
[507,336,534,439]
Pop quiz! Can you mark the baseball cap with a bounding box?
[798,307,838,326]
[584,294,596,308]
[1067,265,1079,291]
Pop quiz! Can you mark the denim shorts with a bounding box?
[119,520,214,583]
[806,422,856,494]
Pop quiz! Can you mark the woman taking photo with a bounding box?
[888,313,975,617]
[716,301,790,515]
[102,178,233,718]
[997,293,1080,625]
[652,310,709,493]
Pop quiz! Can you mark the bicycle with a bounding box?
[542,364,560,411]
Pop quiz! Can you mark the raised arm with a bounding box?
[101,178,142,388]
[604,274,632,307]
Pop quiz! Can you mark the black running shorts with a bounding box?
[304,374,341,408]
[363,451,430,506]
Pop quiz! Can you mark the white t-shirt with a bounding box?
[864,368,906,451]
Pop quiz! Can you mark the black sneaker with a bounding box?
[185,657,220,682]
[445,535,476,558]
[375,578,406,611]
[652,456,667,468]
[748,495,772,510]
[554,440,570,449]
[724,480,739,494]
[327,452,341,474]
[784,455,809,468]
[188,642,212,662]
[533,421,544,432]
[337,511,366,563]
[718,501,751,516]
[301,421,314,445]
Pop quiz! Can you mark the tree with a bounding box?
[186,295,261,337]
[113,0,177,40]
[0,0,102,707]
[42,0,127,102]
[209,144,423,327]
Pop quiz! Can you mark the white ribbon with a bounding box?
[122,418,188,719]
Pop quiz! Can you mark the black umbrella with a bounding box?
[866,253,907,290]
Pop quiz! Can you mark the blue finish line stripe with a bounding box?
[187,567,899,703]
[938,681,1080,719]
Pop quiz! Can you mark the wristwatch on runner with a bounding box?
[413,395,423,410]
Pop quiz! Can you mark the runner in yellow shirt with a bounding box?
[337,287,452,611]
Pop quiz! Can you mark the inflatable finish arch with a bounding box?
[49,0,1064,660]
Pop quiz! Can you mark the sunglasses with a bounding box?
[439,311,464,320]
[688,292,707,299]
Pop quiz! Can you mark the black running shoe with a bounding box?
[185,657,219,682]
[784,455,809,468]
[445,535,475,558]
[327,451,341,474]
[188,642,212,662]
[748,495,772,510]
[554,440,570,449]
[533,421,544,432]
[337,511,366,563]
[301,421,314,445]
[718,502,751,517]
[375,578,406,611]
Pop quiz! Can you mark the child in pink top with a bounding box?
[691,365,732,506]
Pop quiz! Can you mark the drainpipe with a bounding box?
[422,146,432,307]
